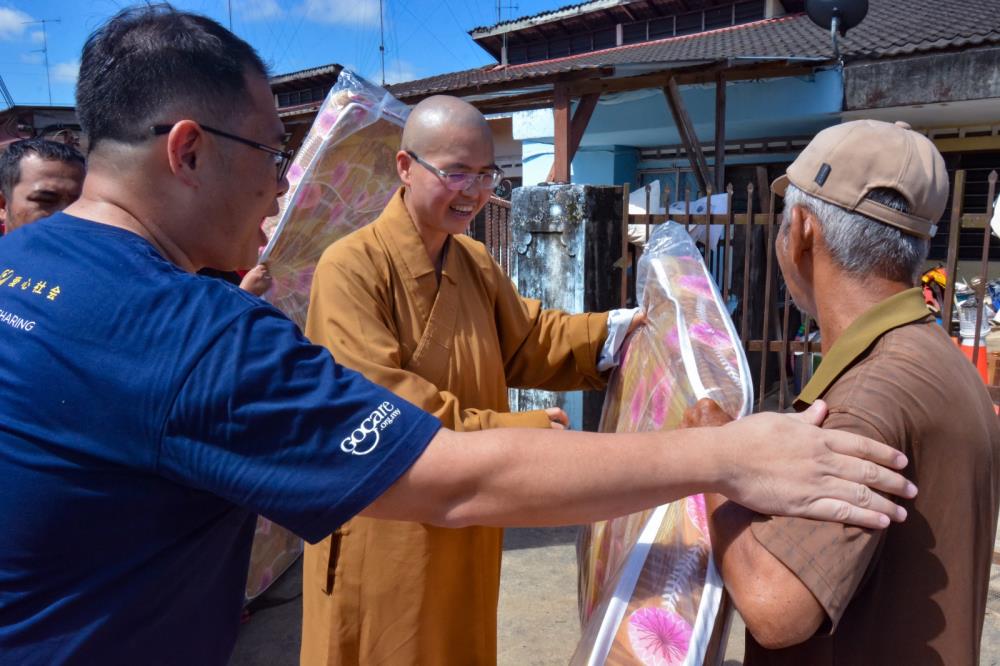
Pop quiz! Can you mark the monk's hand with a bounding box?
[544,407,570,430]
[681,398,733,429]
[714,400,916,530]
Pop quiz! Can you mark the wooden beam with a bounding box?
[942,169,966,333]
[714,70,726,191]
[663,76,711,193]
[546,92,600,182]
[552,84,571,183]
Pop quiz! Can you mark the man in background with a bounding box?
[0,138,85,234]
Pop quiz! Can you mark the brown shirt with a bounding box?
[746,288,1000,665]
[300,189,609,666]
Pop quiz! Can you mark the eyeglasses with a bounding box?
[406,151,504,192]
[150,124,294,181]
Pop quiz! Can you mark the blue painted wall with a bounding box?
[515,69,844,187]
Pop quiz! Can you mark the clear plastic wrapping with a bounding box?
[245,72,408,601]
[573,222,752,665]
[260,70,410,330]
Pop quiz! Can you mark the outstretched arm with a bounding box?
[363,400,915,531]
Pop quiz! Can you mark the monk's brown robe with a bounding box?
[301,188,608,665]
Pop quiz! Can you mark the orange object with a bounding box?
[953,337,990,384]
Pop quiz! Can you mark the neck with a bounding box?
[814,273,912,353]
[401,189,449,268]
[64,174,198,273]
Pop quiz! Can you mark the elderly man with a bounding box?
[694,120,1000,664]
[302,96,642,664]
[0,6,916,663]
[0,138,84,233]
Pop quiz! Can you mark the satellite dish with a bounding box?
[805,0,868,60]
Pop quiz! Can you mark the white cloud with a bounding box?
[383,59,419,85]
[19,51,41,65]
[298,0,379,26]
[0,6,32,41]
[236,0,284,20]
[52,60,79,84]
[29,29,43,44]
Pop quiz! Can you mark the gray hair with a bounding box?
[780,183,929,284]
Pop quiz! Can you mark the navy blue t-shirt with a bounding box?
[0,213,440,664]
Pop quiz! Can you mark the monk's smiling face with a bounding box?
[397,96,497,254]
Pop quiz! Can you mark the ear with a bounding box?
[785,204,816,267]
[0,191,7,225]
[164,120,204,188]
[396,150,413,185]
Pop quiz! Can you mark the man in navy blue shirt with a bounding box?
[0,6,917,664]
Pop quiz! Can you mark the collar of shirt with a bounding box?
[795,287,932,409]
[375,187,456,285]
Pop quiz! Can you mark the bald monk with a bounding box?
[301,96,642,664]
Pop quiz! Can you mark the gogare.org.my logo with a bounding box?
[341,401,402,456]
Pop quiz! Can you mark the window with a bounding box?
[593,27,616,49]
[549,36,571,57]
[622,21,647,44]
[675,11,703,35]
[527,41,548,60]
[705,6,733,30]
[648,16,675,39]
[570,33,591,54]
[508,44,528,64]
[734,0,766,23]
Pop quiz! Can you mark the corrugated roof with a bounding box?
[470,0,626,36]
[389,0,1000,99]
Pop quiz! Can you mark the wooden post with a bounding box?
[714,71,726,192]
[663,77,711,194]
[942,170,966,333]
[552,84,571,183]
[546,92,600,183]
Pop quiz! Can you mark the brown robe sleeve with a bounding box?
[489,257,611,392]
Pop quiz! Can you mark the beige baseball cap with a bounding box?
[772,119,948,239]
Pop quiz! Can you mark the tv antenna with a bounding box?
[497,0,518,63]
[379,0,386,85]
[805,0,868,62]
[23,18,61,105]
[0,73,15,110]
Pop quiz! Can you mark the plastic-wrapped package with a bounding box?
[244,517,304,601]
[245,72,408,602]
[260,69,410,331]
[573,222,752,665]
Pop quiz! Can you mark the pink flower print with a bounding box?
[678,274,715,299]
[286,163,305,185]
[686,494,709,542]
[295,183,322,211]
[648,371,669,429]
[630,378,648,425]
[316,110,338,134]
[689,322,729,349]
[628,607,693,665]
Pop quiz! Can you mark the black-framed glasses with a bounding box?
[150,124,294,181]
[406,151,504,192]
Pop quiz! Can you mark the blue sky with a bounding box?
[1,0,563,107]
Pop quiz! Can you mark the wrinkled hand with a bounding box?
[626,311,647,337]
[239,263,273,297]
[545,407,570,430]
[682,398,733,429]
[716,400,916,529]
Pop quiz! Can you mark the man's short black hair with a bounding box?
[76,3,269,150]
[0,138,85,198]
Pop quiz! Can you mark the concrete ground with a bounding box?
[232,527,1000,665]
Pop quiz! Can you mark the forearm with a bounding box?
[706,494,826,648]
[364,426,727,527]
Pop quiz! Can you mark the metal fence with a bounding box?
[470,196,513,275]
[624,170,1000,411]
